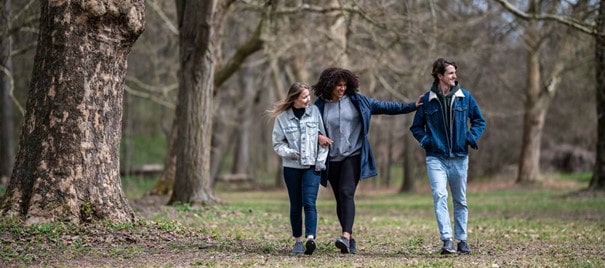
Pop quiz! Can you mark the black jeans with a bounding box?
[328,154,361,235]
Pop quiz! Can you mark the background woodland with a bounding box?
[0,0,600,206]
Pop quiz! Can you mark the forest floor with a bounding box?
[1,175,604,267]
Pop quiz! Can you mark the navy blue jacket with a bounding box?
[410,84,486,157]
[315,93,417,187]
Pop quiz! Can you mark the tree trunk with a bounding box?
[148,0,265,196]
[517,45,546,183]
[168,0,217,205]
[209,114,230,186]
[400,117,415,193]
[384,124,393,187]
[0,0,15,182]
[0,0,145,224]
[148,117,178,195]
[589,0,605,191]
[328,0,349,67]
[232,65,254,175]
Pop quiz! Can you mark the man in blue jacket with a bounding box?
[410,58,486,255]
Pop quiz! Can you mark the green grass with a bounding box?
[121,175,158,199]
[120,135,166,167]
[151,187,604,267]
[1,176,604,267]
[555,172,593,183]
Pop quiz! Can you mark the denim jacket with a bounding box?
[410,85,486,158]
[316,93,417,186]
[272,105,329,170]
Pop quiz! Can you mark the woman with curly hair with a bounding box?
[312,67,422,254]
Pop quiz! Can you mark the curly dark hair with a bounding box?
[312,67,360,100]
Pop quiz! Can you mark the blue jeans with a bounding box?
[283,167,321,238]
[426,156,469,241]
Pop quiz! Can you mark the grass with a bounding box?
[121,175,158,199]
[0,175,604,267]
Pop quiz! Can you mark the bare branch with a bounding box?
[124,84,176,110]
[0,65,24,116]
[12,0,36,22]
[213,1,271,88]
[240,3,386,30]
[146,0,179,35]
[495,0,598,35]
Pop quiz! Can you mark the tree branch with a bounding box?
[213,1,272,88]
[495,0,599,36]
[146,0,179,35]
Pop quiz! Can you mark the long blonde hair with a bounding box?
[267,82,310,118]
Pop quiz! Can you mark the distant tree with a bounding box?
[0,0,145,224]
[150,0,267,197]
[168,0,218,205]
[496,0,604,190]
[590,0,605,190]
[0,0,15,182]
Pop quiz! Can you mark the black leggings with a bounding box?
[328,154,361,234]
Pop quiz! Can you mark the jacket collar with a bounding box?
[286,107,311,120]
[428,88,465,101]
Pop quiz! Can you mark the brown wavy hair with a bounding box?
[267,82,310,118]
[431,58,457,84]
[312,67,359,100]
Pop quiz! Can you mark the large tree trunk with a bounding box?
[0,1,145,224]
[517,48,547,183]
[149,0,265,196]
[516,3,572,184]
[168,0,217,205]
[0,0,15,183]
[589,0,605,191]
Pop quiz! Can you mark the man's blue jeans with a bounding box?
[283,167,321,238]
[426,156,469,241]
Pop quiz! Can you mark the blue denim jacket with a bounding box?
[272,105,329,170]
[410,86,486,157]
[316,93,417,186]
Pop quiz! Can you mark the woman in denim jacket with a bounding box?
[269,82,329,255]
[312,68,422,254]
[410,58,486,255]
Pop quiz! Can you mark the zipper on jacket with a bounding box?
[435,97,453,155]
[448,96,456,157]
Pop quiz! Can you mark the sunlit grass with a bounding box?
[1,173,604,267]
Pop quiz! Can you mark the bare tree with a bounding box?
[494,0,587,183]
[495,0,604,189]
[168,0,218,205]
[1,0,145,224]
[0,0,15,182]
[590,0,605,190]
[149,0,268,197]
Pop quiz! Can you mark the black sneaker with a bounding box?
[457,240,471,254]
[441,238,456,255]
[349,238,357,254]
[335,236,350,254]
[304,238,316,255]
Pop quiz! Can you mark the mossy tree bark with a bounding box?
[0,0,145,224]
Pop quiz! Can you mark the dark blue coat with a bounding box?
[410,85,486,157]
[315,93,417,187]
